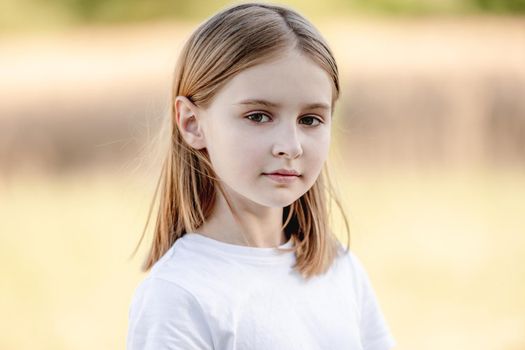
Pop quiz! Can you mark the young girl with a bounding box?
[127,2,396,349]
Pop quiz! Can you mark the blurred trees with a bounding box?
[1,0,524,31]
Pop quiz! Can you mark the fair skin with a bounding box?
[174,49,333,248]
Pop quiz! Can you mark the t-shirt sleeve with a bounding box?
[126,276,214,350]
[349,252,397,350]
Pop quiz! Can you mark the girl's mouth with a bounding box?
[263,173,300,184]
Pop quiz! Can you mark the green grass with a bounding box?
[1,0,524,33]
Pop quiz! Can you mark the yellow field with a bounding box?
[1,165,524,350]
[1,13,524,350]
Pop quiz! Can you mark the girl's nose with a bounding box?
[271,124,303,159]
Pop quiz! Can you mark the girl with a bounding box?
[127,2,396,349]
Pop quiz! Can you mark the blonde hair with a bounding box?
[132,2,350,279]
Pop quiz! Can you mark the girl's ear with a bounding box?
[174,96,207,150]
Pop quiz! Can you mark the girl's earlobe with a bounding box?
[174,96,207,150]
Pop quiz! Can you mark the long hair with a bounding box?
[131,2,350,280]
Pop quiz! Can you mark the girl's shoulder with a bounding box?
[333,243,379,298]
[335,241,368,275]
[334,244,397,349]
[138,235,252,305]
[127,275,214,349]
[129,274,199,313]
[144,238,219,292]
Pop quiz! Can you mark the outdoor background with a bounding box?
[1,0,524,349]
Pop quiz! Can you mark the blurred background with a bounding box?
[1,0,524,349]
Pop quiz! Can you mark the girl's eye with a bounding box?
[246,113,271,123]
[245,113,323,126]
[299,116,323,126]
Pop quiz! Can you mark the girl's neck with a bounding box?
[194,192,287,248]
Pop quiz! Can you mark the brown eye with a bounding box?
[246,113,271,123]
[300,116,322,126]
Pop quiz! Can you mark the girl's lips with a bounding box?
[265,168,300,176]
[263,173,300,184]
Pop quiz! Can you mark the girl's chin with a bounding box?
[255,195,301,208]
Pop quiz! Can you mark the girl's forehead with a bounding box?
[214,52,333,107]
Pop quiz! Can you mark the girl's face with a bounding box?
[190,49,333,208]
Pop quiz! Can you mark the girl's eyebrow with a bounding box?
[235,98,330,111]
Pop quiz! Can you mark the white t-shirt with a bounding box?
[127,232,396,350]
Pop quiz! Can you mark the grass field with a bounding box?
[1,164,524,349]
